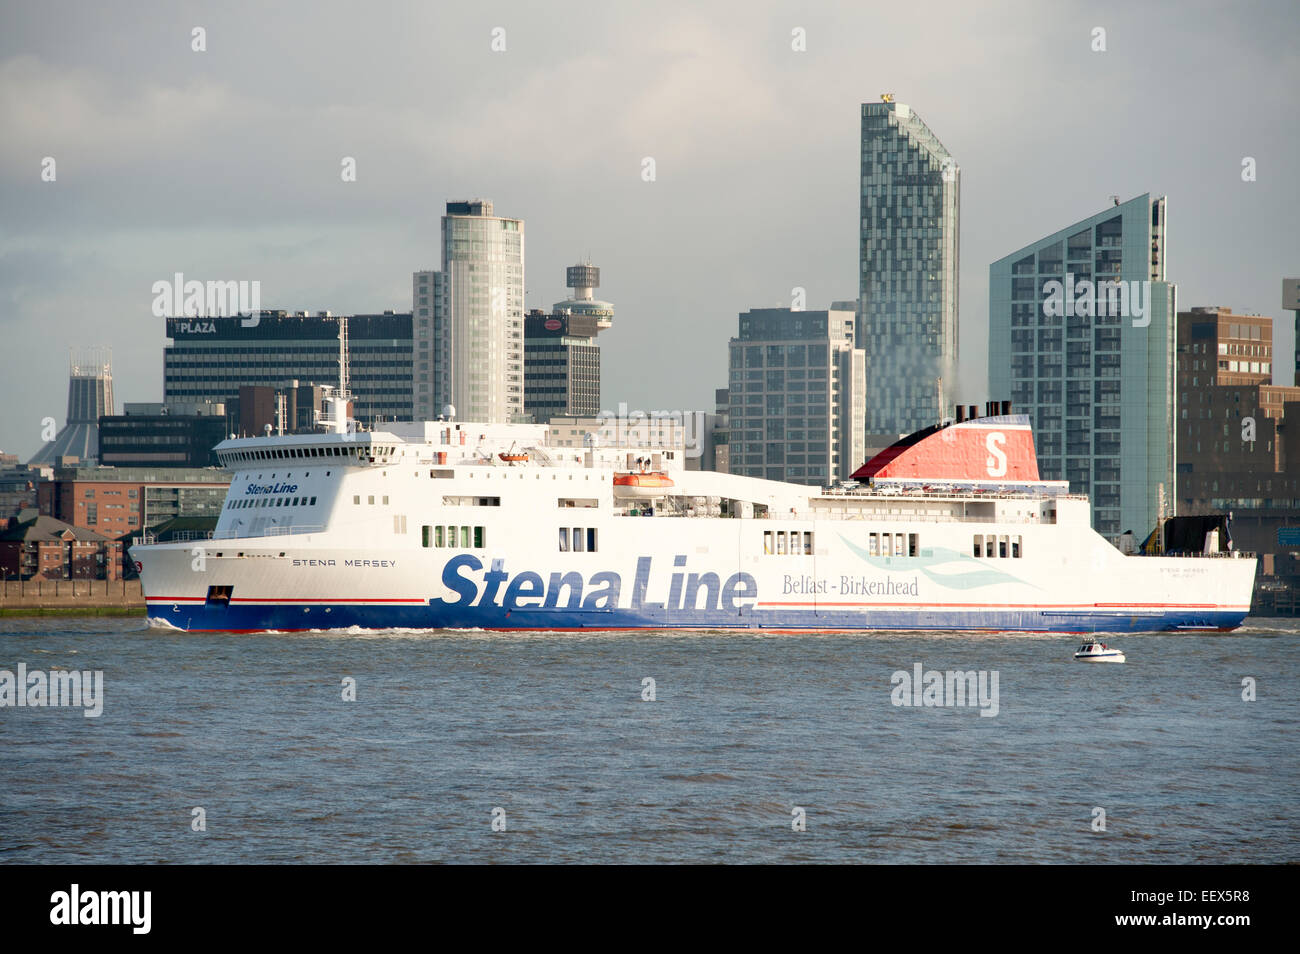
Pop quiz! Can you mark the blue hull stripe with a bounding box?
[145,602,1247,634]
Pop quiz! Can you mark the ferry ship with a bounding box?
[131,395,1256,633]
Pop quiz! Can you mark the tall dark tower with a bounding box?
[28,347,114,464]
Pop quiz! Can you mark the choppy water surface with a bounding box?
[1,618,1296,863]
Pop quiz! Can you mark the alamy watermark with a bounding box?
[595,403,709,460]
[151,272,262,326]
[1,663,103,717]
[50,884,150,934]
[890,663,999,717]
[1042,274,1150,328]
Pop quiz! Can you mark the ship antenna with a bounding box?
[338,314,350,399]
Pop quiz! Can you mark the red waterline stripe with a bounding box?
[146,596,426,604]
[758,601,1242,609]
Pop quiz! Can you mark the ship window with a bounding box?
[422,525,432,548]
[353,495,360,505]
[804,532,813,555]
[894,534,904,557]
[881,534,892,556]
[999,536,1008,559]
[310,497,316,505]
[908,533,918,557]
[434,526,444,547]
[763,530,773,554]
[985,535,996,558]
[460,527,470,548]
[572,528,584,553]
[368,495,375,505]
[776,532,786,555]
[382,496,389,505]
[1012,535,1022,558]
[973,537,982,557]
[475,526,485,548]
[587,528,597,552]
[869,533,879,556]
[558,528,569,551]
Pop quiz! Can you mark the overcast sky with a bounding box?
[2,0,1297,458]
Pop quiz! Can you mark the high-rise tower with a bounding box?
[859,98,960,435]
[412,199,525,422]
[988,194,1174,539]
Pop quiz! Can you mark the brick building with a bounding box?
[0,514,123,581]
[1176,306,1300,585]
[36,465,231,538]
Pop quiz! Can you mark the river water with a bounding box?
[1,617,1296,863]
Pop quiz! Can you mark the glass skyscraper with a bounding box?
[413,199,525,423]
[859,99,960,436]
[988,194,1174,540]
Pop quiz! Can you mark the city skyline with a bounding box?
[2,1,1297,458]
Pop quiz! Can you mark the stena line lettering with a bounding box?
[985,432,1007,478]
[439,555,758,613]
[245,482,298,495]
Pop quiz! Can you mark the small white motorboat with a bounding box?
[1074,640,1126,663]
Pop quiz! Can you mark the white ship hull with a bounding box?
[130,417,1256,634]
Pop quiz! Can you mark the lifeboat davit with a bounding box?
[613,471,674,499]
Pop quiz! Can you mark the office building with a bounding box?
[521,262,611,422]
[989,193,1175,539]
[523,310,601,422]
[859,98,960,435]
[236,384,329,438]
[163,311,413,425]
[0,454,48,521]
[412,199,525,422]
[1176,306,1300,583]
[37,465,231,537]
[98,402,230,468]
[727,307,866,486]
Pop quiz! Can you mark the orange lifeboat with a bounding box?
[498,441,529,464]
[613,471,674,499]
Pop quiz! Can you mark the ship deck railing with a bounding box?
[211,524,327,540]
[1148,549,1256,559]
[615,510,1056,525]
[819,488,1090,503]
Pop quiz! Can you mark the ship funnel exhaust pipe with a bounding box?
[1001,400,1011,416]
[955,405,965,424]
